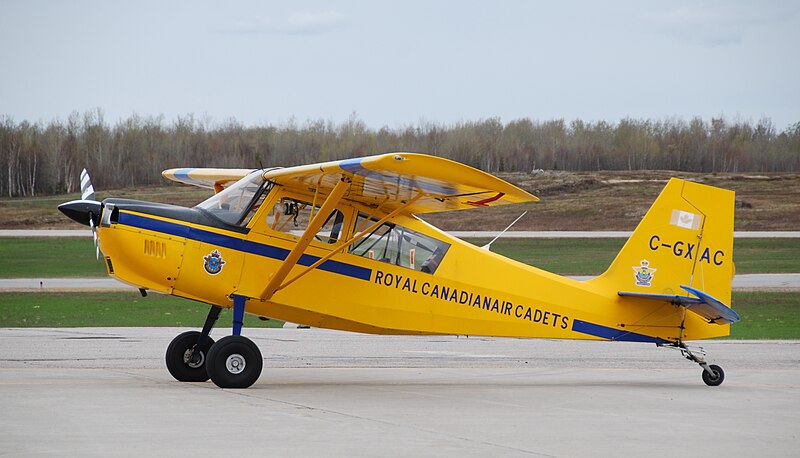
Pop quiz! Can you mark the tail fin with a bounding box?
[590,178,735,305]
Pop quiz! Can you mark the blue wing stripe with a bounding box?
[339,157,458,195]
[170,168,213,188]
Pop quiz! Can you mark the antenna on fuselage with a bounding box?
[481,211,528,251]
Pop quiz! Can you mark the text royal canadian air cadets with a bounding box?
[373,270,570,329]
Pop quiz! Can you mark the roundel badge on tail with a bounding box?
[632,259,656,287]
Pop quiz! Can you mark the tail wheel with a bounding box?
[702,364,725,386]
[166,331,215,382]
[206,335,263,389]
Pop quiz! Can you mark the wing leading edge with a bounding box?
[162,168,256,192]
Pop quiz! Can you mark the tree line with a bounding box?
[1,109,798,197]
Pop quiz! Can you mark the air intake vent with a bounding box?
[144,239,167,258]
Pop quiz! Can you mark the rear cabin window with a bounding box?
[349,213,449,274]
[266,197,344,244]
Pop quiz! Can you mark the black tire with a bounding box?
[702,364,725,386]
[206,335,263,389]
[166,331,215,382]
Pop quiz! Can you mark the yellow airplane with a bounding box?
[58,153,739,389]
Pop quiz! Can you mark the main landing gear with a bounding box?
[659,342,725,386]
[165,295,263,388]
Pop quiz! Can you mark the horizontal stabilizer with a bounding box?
[619,284,740,325]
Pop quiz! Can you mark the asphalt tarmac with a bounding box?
[1,328,797,457]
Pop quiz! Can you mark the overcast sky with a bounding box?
[2,0,799,130]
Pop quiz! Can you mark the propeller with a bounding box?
[88,213,100,260]
[80,168,95,201]
[82,169,100,259]
[58,168,102,260]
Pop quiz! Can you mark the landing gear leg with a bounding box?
[206,295,263,389]
[165,305,222,382]
[662,342,725,386]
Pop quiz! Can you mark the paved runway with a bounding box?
[3,273,798,291]
[0,328,797,457]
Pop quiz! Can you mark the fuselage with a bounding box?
[95,181,725,344]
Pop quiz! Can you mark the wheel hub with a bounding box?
[225,354,246,374]
[183,348,205,369]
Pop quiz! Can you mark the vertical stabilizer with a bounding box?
[589,178,735,305]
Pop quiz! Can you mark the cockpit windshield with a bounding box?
[195,171,270,226]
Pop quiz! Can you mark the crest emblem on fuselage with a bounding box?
[203,249,226,275]
[632,259,656,287]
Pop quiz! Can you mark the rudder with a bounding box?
[590,178,735,305]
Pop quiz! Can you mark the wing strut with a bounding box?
[259,177,351,301]
[276,192,425,292]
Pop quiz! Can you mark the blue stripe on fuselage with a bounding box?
[571,319,670,344]
[117,212,371,281]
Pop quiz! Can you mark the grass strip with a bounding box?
[0,291,282,328]
[0,291,796,339]
[726,291,800,339]
[465,238,800,275]
[1,237,107,277]
[465,238,624,275]
[3,237,798,278]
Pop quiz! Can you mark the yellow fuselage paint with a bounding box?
[98,178,732,344]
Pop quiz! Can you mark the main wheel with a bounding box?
[702,364,725,386]
[166,331,215,382]
[206,335,263,389]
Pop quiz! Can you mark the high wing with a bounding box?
[162,168,256,193]
[255,153,537,301]
[263,152,538,214]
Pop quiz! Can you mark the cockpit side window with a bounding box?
[349,213,449,274]
[266,196,344,244]
[240,190,269,227]
[195,171,271,227]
